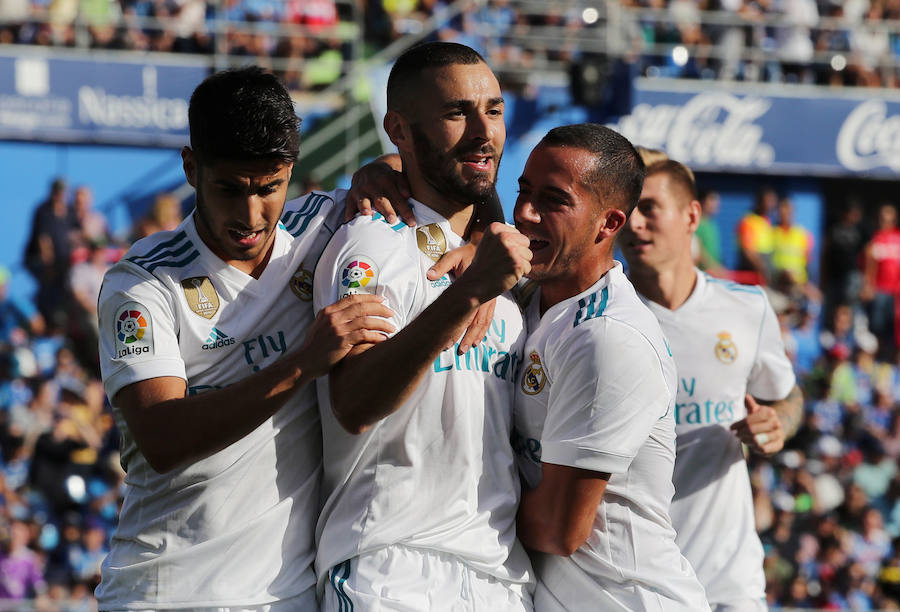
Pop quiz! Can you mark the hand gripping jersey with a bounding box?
[513,263,709,612]
[642,271,795,607]
[95,192,342,609]
[312,200,533,596]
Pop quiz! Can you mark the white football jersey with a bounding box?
[513,263,709,611]
[312,199,533,592]
[642,271,796,606]
[95,191,343,609]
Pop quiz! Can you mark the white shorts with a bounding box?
[104,587,318,612]
[321,545,533,612]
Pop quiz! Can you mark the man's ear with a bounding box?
[182,146,197,188]
[383,111,412,153]
[687,199,702,233]
[598,208,627,241]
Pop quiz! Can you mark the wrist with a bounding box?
[284,349,316,390]
[443,275,485,315]
[451,269,494,308]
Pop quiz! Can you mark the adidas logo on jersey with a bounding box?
[202,327,236,350]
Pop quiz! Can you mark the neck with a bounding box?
[426,199,475,237]
[629,253,697,311]
[405,169,476,237]
[539,250,616,315]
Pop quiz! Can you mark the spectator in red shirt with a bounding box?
[863,203,900,360]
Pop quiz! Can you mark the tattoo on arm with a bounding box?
[772,384,803,439]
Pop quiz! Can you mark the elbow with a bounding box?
[332,404,373,436]
[337,417,372,436]
[519,524,588,557]
[329,380,377,435]
[552,529,589,557]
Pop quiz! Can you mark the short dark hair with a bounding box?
[188,67,300,164]
[538,123,645,213]
[387,42,487,114]
[645,159,697,203]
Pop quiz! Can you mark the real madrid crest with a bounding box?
[416,224,447,263]
[521,351,547,395]
[181,277,219,319]
[714,331,738,364]
[290,264,313,301]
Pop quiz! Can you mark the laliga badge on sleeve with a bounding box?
[339,255,379,298]
[114,302,154,359]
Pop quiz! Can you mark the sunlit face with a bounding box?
[403,62,505,204]
[183,148,292,272]
[620,172,694,271]
[513,145,601,283]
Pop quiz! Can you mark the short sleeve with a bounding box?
[98,264,186,401]
[313,214,420,334]
[540,318,672,475]
[747,297,796,401]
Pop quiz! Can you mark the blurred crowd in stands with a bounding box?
[0,179,182,610]
[2,1,900,91]
[691,185,900,610]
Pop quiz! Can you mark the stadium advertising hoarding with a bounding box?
[611,78,900,177]
[0,50,208,146]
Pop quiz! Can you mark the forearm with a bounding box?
[330,281,479,434]
[770,383,803,440]
[121,352,315,473]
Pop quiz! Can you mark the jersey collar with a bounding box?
[527,261,625,323]
[406,199,464,249]
[183,211,291,296]
[639,267,705,319]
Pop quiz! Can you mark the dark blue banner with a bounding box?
[610,78,900,177]
[0,50,208,146]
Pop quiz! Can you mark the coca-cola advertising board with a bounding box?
[611,78,900,177]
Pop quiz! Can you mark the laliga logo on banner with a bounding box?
[836,100,900,171]
[615,92,775,168]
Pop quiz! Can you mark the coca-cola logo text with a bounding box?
[613,92,775,168]
[836,100,900,172]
